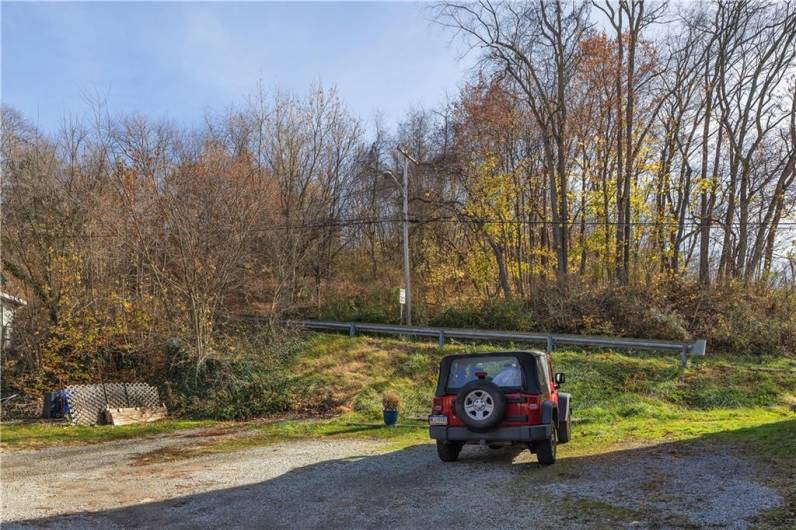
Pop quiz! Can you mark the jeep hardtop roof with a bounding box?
[435,350,549,396]
[439,350,547,362]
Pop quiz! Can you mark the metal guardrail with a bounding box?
[281,319,707,368]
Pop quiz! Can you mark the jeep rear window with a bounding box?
[446,356,523,391]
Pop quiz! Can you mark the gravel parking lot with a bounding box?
[1,428,783,529]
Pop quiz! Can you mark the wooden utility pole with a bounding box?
[397,146,416,326]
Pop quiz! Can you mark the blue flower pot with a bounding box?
[383,410,399,426]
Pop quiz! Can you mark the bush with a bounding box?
[315,290,396,324]
[161,323,303,420]
[667,280,796,356]
[323,279,795,356]
[314,288,430,325]
[1,288,159,400]
[430,299,535,330]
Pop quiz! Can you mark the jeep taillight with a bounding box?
[432,397,444,413]
[527,395,540,410]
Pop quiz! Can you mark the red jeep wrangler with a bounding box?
[428,351,571,465]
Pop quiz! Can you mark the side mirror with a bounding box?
[554,373,566,386]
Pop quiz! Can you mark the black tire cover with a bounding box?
[454,380,506,431]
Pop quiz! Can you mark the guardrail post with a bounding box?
[680,345,688,369]
[349,324,356,338]
[546,335,554,354]
[438,331,445,348]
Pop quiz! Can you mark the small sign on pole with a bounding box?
[399,288,406,305]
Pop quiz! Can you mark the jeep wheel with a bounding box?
[454,380,506,431]
[557,418,571,444]
[436,440,463,462]
[536,429,557,465]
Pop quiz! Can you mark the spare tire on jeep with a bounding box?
[454,380,506,431]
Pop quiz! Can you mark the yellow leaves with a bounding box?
[696,177,717,193]
[32,261,155,390]
[417,238,467,306]
[644,159,662,174]
[462,156,519,240]
[464,245,497,293]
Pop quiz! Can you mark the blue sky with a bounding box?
[2,1,475,133]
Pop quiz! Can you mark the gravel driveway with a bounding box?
[1,429,783,529]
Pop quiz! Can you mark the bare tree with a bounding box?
[109,116,264,359]
[710,0,796,281]
[436,0,591,277]
[593,0,667,281]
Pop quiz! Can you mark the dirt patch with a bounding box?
[130,426,280,465]
[182,428,235,438]
[131,444,208,466]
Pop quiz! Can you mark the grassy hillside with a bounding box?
[4,332,795,455]
[292,334,795,448]
[264,334,796,454]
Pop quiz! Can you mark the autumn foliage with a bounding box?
[2,1,796,406]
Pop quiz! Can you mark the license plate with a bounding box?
[429,415,448,426]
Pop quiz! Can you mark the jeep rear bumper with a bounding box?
[429,424,553,442]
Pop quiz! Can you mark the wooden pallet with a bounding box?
[104,406,167,426]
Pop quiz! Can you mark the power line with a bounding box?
[247,216,796,231]
[8,215,796,240]
[396,216,796,229]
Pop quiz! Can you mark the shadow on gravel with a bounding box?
[9,418,795,530]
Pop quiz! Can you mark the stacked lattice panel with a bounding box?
[63,383,162,425]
